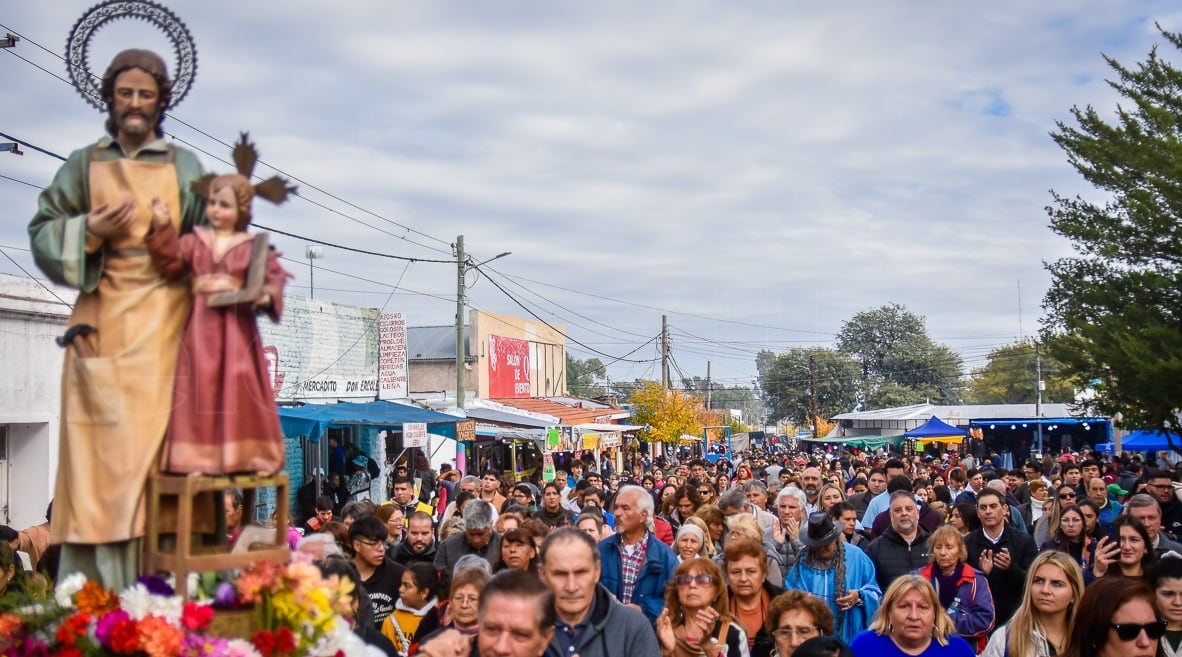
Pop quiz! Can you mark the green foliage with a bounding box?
[836,303,964,407]
[1043,27,1182,435]
[566,354,608,398]
[964,340,1076,404]
[679,375,762,424]
[758,347,861,425]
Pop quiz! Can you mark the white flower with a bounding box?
[119,583,152,620]
[148,592,184,624]
[309,620,371,657]
[226,638,265,657]
[54,573,87,608]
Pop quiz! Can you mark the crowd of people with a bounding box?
[8,446,1182,657]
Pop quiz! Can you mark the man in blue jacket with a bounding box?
[598,485,678,624]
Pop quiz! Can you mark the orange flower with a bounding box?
[0,612,22,637]
[55,612,93,645]
[75,581,120,616]
[138,615,184,657]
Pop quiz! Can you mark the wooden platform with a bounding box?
[144,472,291,598]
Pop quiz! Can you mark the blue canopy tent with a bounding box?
[278,400,460,443]
[1098,430,1182,455]
[904,416,969,447]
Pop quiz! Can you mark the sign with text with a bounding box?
[259,296,381,401]
[378,312,409,400]
[542,453,555,482]
[455,420,476,442]
[487,334,531,398]
[403,422,428,448]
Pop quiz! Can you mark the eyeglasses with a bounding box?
[1110,621,1167,641]
[675,574,715,586]
[452,595,479,607]
[356,539,386,550]
[698,489,713,496]
[772,626,819,640]
[1059,493,1077,500]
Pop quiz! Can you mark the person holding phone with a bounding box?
[965,489,1037,627]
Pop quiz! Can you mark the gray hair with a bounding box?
[296,532,343,558]
[776,486,807,508]
[463,499,495,530]
[614,485,654,520]
[744,480,768,494]
[454,553,493,578]
[985,479,1007,494]
[1124,493,1161,514]
[460,475,481,490]
[718,487,750,514]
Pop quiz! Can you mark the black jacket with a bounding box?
[964,526,1037,627]
[864,526,931,593]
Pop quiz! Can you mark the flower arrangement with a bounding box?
[0,559,367,657]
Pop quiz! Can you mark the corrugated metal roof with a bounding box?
[491,397,605,424]
[408,325,468,360]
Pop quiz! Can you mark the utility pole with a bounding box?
[661,315,669,390]
[810,354,819,439]
[705,361,712,410]
[455,235,466,409]
[1035,343,1044,455]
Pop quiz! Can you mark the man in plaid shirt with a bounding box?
[597,485,678,623]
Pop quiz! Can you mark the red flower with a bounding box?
[107,618,141,654]
[181,602,215,631]
[252,630,277,657]
[274,626,296,655]
[58,647,85,657]
[55,612,92,646]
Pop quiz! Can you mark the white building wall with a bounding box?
[0,273,71,528]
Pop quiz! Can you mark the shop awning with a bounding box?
[278,401,459,443]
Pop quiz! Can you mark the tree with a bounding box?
[679,375,763,424]
[836,303,964,408]
[1043,27,1182,435]
[758,347,861,425]
[629,380,705,445]
[964,341,1075,404]
[566,354,607,398]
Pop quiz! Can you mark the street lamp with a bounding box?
[305,245,323,298]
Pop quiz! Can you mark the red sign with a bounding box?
[488,334,531,398]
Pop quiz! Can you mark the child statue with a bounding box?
[145,133,294,475]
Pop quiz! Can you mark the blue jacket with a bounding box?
[916,561,995,647]
[598,532,679,624]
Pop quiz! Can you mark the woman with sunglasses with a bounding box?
[657,557,750,657]
[1040,504,1094,570]
[698,482,718,506]
[1062,576,1164,657]
[765,590,834,657]
[981,551,1084,657]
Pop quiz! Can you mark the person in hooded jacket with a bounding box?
[915,525,995,652]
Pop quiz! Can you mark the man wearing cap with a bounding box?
[783,511,880,644]
[29,49,206,590]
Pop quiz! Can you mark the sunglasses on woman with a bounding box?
[1111,621,1167,641]
[676,574,715,586]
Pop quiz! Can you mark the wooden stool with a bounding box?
[144,472,292,598]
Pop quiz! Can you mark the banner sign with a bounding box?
[546,427,561,451]
[378,312,408,399]
[542,453,555,481]
[404,422,428,448]
[487,334,531,398]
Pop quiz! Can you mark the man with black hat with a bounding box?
[29,48,206,590]
[783,511,882,645]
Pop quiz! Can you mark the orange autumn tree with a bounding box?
[629,381,705,445]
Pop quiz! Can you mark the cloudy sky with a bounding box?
[1,2,1179,393]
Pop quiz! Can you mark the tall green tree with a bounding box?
[565,354,607,398]
[964,341,1075,404]
[1043,27,1182,435]
[836,303,964,408]
[679,375,763,424]
[758,347,861,425]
